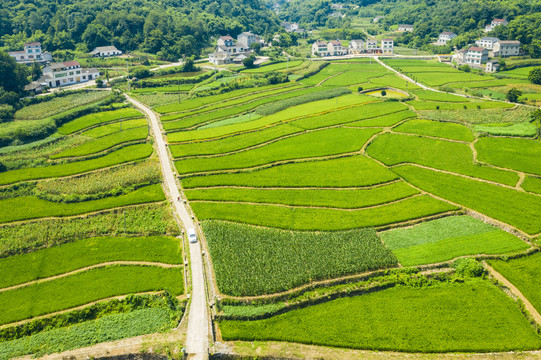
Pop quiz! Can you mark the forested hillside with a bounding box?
[0,0,280,60]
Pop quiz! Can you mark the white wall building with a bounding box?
[493,40,520,57]
[8,42,52,64]
[238,32,256,49]
[381,39,394,54]
[485,19,509,33]
[475,37,500,50]
[398,24,414,32]
[348,39,365,54]
[328,40,347,56]
[465,47,488,67]
[437,32,457,45]
[485,59,500,73]
[41,61,99,88]
[210,34,254,64]
[90,46,122,57]
[312,40,330,56]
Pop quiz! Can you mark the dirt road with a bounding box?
[127,95,209,359]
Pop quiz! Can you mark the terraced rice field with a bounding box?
[0,95,184,353]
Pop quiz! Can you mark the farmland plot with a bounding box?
[476,137,541,176]
[393,119,474,142]
[57,108,143,135]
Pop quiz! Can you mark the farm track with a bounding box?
[484,262,541,326]
[316,71,344,86]
[188,193,423,211]
[0,261,183,293]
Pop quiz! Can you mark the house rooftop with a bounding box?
[92,46,119,52]
[314,40,327,46]
[498,40,520,44]
[329,40,342,45]
[219,35,235,41]
[382,38,393,41]
[25,42,41,46]
[240,32,254,36]
[468,46,486,52]
[493,19,507,22]
[480,37,500,41]
[440,31,455,35]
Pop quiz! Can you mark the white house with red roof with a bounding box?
[465,47,488,67]
[41,61,100,88]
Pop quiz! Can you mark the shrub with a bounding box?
[528,67,541,85]
[381,90,387,96]
[453,258,485,278]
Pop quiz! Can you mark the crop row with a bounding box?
[367,133,519,186]
[0,144,153,186]
[175,127,380,175]
[0,265,184,325]
[393,165,541,235]
[57,108,143,135]
[0,184,165,224]
[185,181,419,209]
[80,118,147,138]
[190,195,458,231]
[321,70,389,87]
[0,236,182,289]
[203,221,398,296]
[241,60,305,73]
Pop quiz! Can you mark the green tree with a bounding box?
[528,67,541,85]
[82,23,112,50]
[506,88,523,103]
[0,50,29,95]
[30,61,42,81]
[243,54,256,68]
[250,42,261,54]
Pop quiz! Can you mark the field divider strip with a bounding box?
[64,115,145,136]
[187,193,423,211]
[0,200,167,227]
[185,179,403,191]
[484,261,541,326]
[49,138,148,161]
[316,71,345,86]
[390,130,472,144]
[0,262,184,293]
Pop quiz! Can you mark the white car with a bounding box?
[187,228,198,243]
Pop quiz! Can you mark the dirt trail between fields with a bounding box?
[484,262,541,325]
[316,71,344,86]
[0,261,183,293]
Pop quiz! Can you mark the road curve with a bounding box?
[126,95,209,359]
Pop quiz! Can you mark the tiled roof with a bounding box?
[468,46,486,52]
[63,61,80,67]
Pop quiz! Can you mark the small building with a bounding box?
[475,37,500,50]
[366,39,378,51]
[8,42,53,64]
[238,32,256,49]
[493,40,520,57]
[312,40,330,56]
[217,35,236,48]
[282,22,301,33]
[398,24,414,32]
[90,46,122,57]
[41,61,100,88]
[328,40,347,56]
[348,39,365,54]
[24,81,46,94]
[381,38,394,54]
[373,16,384,23]
[485,59,500,73]
[437,32,457,45]
[465,47,488,67]
[454,48,468,64]
[485,19,509,32]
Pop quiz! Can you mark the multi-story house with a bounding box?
[366,39,379,52]
[381,39,394,54]
[398,24,414,32]
[90,46,122,57]
[312,40,330,56]
[238,32,256,49]
[41,61,100,88]
[437,32,457,45]
[493,40,520,57]
[485,59,500,73]
[454,48,468,64]
[8,42,53,64]
[475,37,500,50]
[465,47,488,67]
[485,19,509,32]
[328,40,347,56]
[348,39,365,54]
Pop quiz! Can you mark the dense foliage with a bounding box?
[0,0,280,60]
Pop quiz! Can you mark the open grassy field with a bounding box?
[393,165,541,235]
[367,133,518,186]
[220,280,541,352]
[14,92,112,120]
[393,119,474,142]
[191,195,458,231]
[185,181,419,209]
[489,252,541,313]
[203,221,397,296]
[130,84,194,93]
[182,155,399,188]
[57,108,143,135]
[0,236,182,288]
[0,265,183,325]
[380,216,529,266]
[0,184,165,223]
[476,137,541,176]
[175,127,380,174]
[51,127,148,158]
[0,144,153,186]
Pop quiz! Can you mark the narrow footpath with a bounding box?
[127,95,209,360]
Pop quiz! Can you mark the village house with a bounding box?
[398,24,414,32]
[348,39,365,54]
[238,32,256,49]
[485,59,500,73]
[312,40,330,56]
[465,47,488,67]
[210,33,255,64]
[40,61,99,88]
[485,19,509,32]
[475,37,500,50]
[437,32,457,45]
[281,22,304,33]
[373,16,384,23]
[381,39,394,54]
[453,48,468,64]
[366,39,379,52]
[89,45,122,57]
[8,42,52,64]
[328,40,347,56]
[493,40,520,57]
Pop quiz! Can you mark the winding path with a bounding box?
[127,95,209,359]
